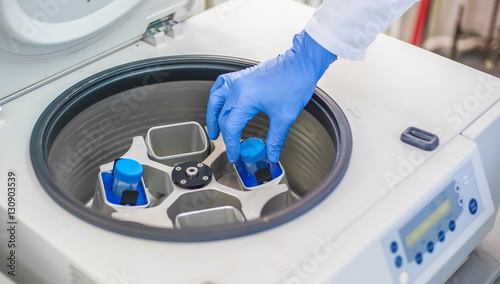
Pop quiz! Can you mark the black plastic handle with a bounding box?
[401,127,439,151]
[121,190,138,206]
[112,158,121,175]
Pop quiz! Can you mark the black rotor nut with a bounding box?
[172,161,212,189]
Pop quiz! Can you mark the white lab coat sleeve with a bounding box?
[305,0,420,60]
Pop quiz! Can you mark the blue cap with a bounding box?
[113,159,143,184]
[240,138,266,163]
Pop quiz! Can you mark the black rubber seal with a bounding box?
[30,55,352,242]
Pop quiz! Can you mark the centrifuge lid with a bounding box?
[0,0,192,102]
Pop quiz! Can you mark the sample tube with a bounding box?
[112,158,144,197]
[240,138,270,176]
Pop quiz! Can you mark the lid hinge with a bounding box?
[142,15,183,46]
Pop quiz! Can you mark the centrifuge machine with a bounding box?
[1,0,500,283]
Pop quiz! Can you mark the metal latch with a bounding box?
[142,16,183,46]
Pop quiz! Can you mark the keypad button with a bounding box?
[449,220,456,232]
[469,198,478,215]
[427,242,434,253]
[438,231,445,242]
[395,256,403,268]
[415,253,423,265]
[463,175,469,186]
[391,241,398,253]
[399,271,409,284]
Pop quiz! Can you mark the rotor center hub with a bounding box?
[172,161,212,189]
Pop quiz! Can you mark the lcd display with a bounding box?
[406,199,452,248]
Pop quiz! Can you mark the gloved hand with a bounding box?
[206,30,337,163]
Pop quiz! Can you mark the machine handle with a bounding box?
[401,127,439,151]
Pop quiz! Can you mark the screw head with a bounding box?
[175,166,182,171]
[185,166,199,178]
[180,179,187,184]
[197,163,204,168]
[202,176,209,181]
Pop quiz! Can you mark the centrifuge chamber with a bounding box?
[29,55,351,240]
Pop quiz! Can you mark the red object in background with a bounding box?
[411,0,431,46]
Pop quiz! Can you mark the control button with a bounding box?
[454,184,460,192]
[463,175,469,186]
[399,271,409,284]
[449,220,456,232]
[391,241,398,253]
[427,242,434,253]
[469,198,478,215]
[415,253,423,265]
[438,231,445,242]
[458,196,464,207]
[395,256,403,268]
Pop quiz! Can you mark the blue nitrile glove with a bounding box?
[206,30,337,163]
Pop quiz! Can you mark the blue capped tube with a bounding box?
[240,138,269,176]
[112,158,144,197]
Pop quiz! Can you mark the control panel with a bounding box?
[383,161,484,283]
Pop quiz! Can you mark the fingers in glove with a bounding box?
[210,75,226,94]
[206,76,229,140]
[220,107,259,163]
[265,117,296,163]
